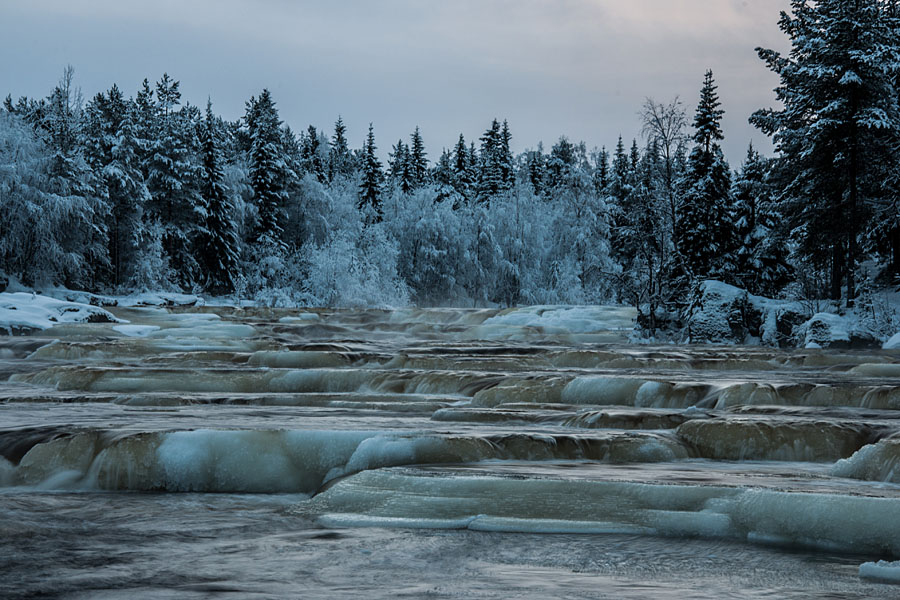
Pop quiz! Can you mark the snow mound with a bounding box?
[0,292,119,335]
[118,292,203,308]
[860,561,900,584]
[798,312,879,350]
[884,332,900,350]
[481,306,634,334]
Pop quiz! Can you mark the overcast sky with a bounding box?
[0,0,790,164]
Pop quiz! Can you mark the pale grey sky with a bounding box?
[0,0,790,163]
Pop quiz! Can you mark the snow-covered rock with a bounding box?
[118,292,203,308]
[797,312,879,350]
[0,292,119,335]
[685,281,753,344]
[682,281,818,347]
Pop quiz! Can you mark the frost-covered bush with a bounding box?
[0,113,106,288]
[302,227,409,308]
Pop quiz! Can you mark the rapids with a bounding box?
[3,304,900,598]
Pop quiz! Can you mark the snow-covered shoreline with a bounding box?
[3,281,900,350]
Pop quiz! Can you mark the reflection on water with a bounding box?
[3,305,900,597]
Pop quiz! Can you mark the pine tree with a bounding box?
[142,74,203,285]
[451,133,473,202]
[247,89,291,249]
[409,126,428,188]
[389,138,412,193]
[476,118,511,201]
[525,146,547,197]
[607,136,633,266]
[301,125,327,183]
[676,70,734,280]
[199,100,240,294]
[328,115,353,181]
[358,123,384,223]
[731,143,792,295]
[593,146,610,195]
[499,120,515,189]
[752,0,900,301]
[84,86,148,288]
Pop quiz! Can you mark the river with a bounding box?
[2,304,900,598]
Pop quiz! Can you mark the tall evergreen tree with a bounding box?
[143,74,203,285]
[358,123,384,222]
[328,115,353,181]
[84,86,148,288]
[593,146,610,195]
[200,100,240,294]
[409,126,428,188]
[301,125,327,183]
[676,70,734,279]
[752,0,900,301]
[451,133,473,201]
[389,138,412,193]
[247,89,291,249]
[731,143,792,296]
[476,118,512,201]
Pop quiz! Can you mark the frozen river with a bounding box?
[3,304,900,598]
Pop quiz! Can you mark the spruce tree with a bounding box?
[200,100,239,294]
[301,125,327,183]
[752,0,900,301]
[142,74,204,285]
[731,143,792,296]
[452,133,472,201]
[676,70,734,280]
[409,126,428,188]
[328,115,353,181]
[593,146,610,195]
[389,138,412,193]
[358,123,384,223]
[476,119,508,201]
[247,89,291,249]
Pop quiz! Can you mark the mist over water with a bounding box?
[3,304,900,598]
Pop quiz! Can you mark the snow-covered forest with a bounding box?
[1,1,899,319]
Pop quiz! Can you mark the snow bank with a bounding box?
[0,292,119,334]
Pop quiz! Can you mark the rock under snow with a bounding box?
[685,281,752,344]
[0,292,119,335]
[798,312,879,350]
[683,281,816,347]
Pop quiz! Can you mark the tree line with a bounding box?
[1,0,898,319]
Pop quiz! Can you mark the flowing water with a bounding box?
[3,305,900,598]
